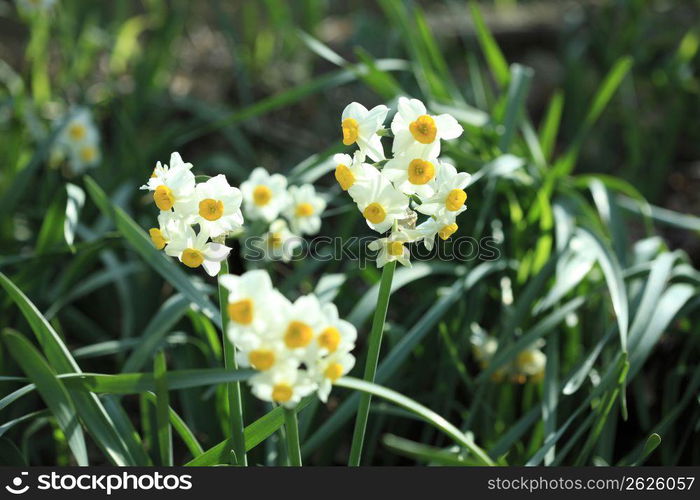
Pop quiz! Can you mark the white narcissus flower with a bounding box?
[148,211,188,251]
[253,218,302,262]
[316,302,357,356]
[140,152,196,213]
[312,351,356,403]
[233,335,289,372]
[164,225,230,276]
[391,97,463,157]
[368,230,412,268]
[404,214,460,251]
[382,143,439,197]
[220,269,284,334]
[341,102,389,162]
[332,151,376,197]
[191,174,244,238]
[415,162,470,219]
[249,361,316,409]
[350,167,409,234]
[286,184,326,235]
[240,167,290,222]
[275,294,325,359]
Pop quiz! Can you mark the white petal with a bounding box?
[435,114,463,140]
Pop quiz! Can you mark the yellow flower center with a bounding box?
[79,146,97,163]
[153,185,175,211]
[407,159,435,185]
[388,241,404,256]
[228,298,253,325]
[445,189,467,211]
[284,320,313,348]
[199,198,224,221]
[272,383,293,403]
[295,202,314,217]
[68,123,86,141]
[363,202,386,224]
[253,185,272,206]
[268,232,283,248]
[181,248,204,268]
[324,362,344,382]
[516,350,537,367]
[149,228,167,250]
[341,118,359,146]
[249,349,275,371]
[409,115,437,144]
[334,164,355,191]
[318,327,341,352]
[438,223,458,240]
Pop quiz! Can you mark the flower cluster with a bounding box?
[471,334,547,384]
[221,270,356,408]
[53,107,101,174]
[335,97,470,267]
[141,152,243,276]
[240,167,326,262]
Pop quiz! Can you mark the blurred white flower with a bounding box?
[391,97,463,157]
[341,102,388,162]
[220,270,284,334]
[312,351,356,403]
[240,167,290,222]
[285,184,326,235]
[249,361,316,409]
[253,218,302,262]
[55,107,101,174]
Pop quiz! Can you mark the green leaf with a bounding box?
[83,176,222,328]
[0,272,136,465]
[186,397,313,466]
[153,351,172,466]
[499,64,533,152]
[337,377,494,465]
[539,90,564,162]
[2,330,88,466]
[383,434,478,466]
[468,2,510,87]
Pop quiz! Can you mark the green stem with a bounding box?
[348,260,396,466]
[218,259,247,466]
[284,408,302,466]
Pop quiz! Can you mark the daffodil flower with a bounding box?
[350,167,409,233]
[55,107,101,174]
[140,152,196,213]
[415,162,470,219]
[404,215,460,251]
[391,97,463,158]
[313,351,356,403]
[286,184,326,235]
[382,143,440,197]
[240,167,290,222]
[368,230,412,268]
[249,361,316,409]
[341,102,389,162]
[148,211,188,251]
[188,174,244,238]
[220,270,284,334]
[332,151,376,197]
[164,225,230,276]
[253,218,302,262]
[276,294,325,358]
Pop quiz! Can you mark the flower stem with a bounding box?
[218,259,247,466]
[284,408,302,466]
[348,260,396,466]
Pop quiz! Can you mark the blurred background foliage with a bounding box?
[0,0,699,466]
